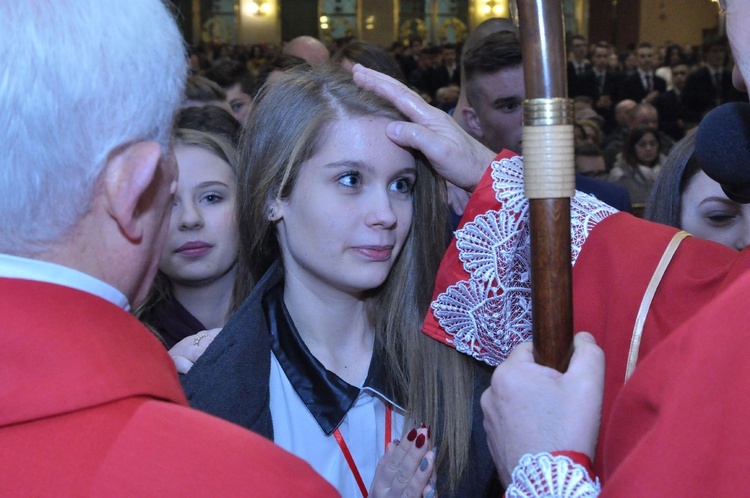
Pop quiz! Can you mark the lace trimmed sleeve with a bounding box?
[505,453,601,498]
[429,155,618,366]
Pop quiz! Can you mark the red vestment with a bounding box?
[0,278,338,497]
[424,151,750,492]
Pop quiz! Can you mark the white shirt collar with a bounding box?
[0,253,130,310]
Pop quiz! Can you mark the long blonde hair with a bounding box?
[235,64,475,490]
[137,129,239,335]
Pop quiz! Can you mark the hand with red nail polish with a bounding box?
[369,426,434,498]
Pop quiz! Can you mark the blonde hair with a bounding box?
[235,64,475,490]
[137,130,239,335]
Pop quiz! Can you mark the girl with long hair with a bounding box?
[179,65,494,497]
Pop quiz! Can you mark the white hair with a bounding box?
[0,0,187,255]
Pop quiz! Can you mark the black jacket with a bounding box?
[182,261,500,497]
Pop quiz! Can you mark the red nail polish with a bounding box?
[415,434,426,448]
[420,422,426,429]
[407,428,418,442]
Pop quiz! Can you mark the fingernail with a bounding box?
[426,490,435,498]
[420,457,428,471]
[393,439,400,446]
[407,428,417,442]
[415,433,426,448]
[420,422,426,429]
[387,121,404,137]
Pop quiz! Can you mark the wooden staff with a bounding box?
[516,0,575,372]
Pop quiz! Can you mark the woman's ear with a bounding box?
[267,197,283,221]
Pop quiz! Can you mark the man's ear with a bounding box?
[463,107,485,139]
[102,141,163,242]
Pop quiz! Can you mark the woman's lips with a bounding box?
[353,245,393,261]
[175,241,212,257]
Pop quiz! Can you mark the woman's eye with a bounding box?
[338,173,361,188]
[202,193,223,204]
[390,177,414,194]
[707,213,736,225]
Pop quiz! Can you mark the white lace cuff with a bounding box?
[506,452,601,498]
[431,156,618,366]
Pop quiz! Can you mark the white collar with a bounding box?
[0,253,129,310]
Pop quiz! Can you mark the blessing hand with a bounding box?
[352,64,493,193]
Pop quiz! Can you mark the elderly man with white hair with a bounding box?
[0,1,336,495]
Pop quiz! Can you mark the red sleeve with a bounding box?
[422,150,517,345]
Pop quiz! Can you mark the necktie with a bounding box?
[646,73,653,92]
[714,71,722,103]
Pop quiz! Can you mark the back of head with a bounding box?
[0,0,186,256]
[185,76,227,104]
[282,36,330,64]
[204,60,256,95]
[251,54,309,99]
[332,40,405,81]
[177,106,242,148]
[575,142,603,159]
[627,102,658,130]
[615,99,637,125]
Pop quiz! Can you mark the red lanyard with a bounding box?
[332,404,392,498]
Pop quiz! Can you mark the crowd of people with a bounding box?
[189,26,750,224]
[5,0,750,496]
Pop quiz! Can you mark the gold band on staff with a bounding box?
[522,98,575,199]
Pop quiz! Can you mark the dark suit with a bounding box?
[620,71,666,103]
[654,89,689,141]
[425,64,461,98]
[583,69,622,131]
[576,173,632,213]
[682,66,747,122]
[568,60,592,98]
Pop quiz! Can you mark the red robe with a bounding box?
[0,278,338,497]
[424,151,750,492]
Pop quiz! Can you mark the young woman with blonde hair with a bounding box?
[179,65,495,497]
